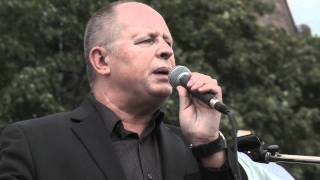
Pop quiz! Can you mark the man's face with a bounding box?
[106,3,175,99]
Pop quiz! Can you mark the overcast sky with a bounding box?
[287,0,320,36]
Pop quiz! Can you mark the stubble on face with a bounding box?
[105,2,175,102]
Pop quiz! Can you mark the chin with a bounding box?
[149,86,172,98]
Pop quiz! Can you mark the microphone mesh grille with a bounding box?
[169,65,191,87]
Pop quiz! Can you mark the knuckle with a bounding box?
[210,78,218,84]
[191,72,200,76]
[204,75,211,79]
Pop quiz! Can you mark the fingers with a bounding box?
[186,72,222,100]
[176,86,192,110]
[176,85,188,97]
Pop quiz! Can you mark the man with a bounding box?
[0,1,235,180]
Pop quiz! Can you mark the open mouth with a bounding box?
[153,67,170,76]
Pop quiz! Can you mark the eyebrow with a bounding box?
[163,34,173,44]
[133,31,173,44]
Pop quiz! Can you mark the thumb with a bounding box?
[176,86,191,110]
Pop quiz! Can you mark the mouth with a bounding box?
[153,67,171,76]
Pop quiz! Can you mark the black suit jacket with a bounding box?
[0,98,233,180]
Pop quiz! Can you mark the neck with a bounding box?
[92,84,164,135]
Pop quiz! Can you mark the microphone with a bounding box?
[169,65,230,114]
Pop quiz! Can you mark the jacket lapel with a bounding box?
[70,99,126,180]
[158,124,187,180]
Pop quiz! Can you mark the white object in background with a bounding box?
[238,152,295,180]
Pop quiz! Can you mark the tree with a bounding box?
[156,0,320,178]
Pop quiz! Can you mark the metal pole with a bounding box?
[266,152,320,165]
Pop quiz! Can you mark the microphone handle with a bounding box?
[179,74,230,114]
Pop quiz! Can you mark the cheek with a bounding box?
[171,56,176,66]
[111,44,155,72]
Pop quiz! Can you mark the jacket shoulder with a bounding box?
[15,111,72,128]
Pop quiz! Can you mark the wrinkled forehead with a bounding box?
[113,2,172,37]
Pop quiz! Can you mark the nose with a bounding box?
[156,41,173,60]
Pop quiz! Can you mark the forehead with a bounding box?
[113,2,172,38]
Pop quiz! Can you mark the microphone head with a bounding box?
[169,65,191,88]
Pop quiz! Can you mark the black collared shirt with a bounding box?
[89,95,163,180]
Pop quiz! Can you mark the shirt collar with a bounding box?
[88,94,120,135]
[88,94,164,138]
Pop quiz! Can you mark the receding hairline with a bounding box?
[84,1,149,56]
[83,1,165,87]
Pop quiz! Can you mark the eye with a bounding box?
[166,41,172,47]
[139,38,155,44]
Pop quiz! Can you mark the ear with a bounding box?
[89,46,111,76]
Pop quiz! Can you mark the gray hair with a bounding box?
[83,1,132,87]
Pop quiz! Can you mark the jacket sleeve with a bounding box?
[167,124,246,180]
[0,124,35,180]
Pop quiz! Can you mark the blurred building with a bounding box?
[296,24,312,35]
[257,0,298,33]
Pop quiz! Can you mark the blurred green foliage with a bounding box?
[1,0,320,179]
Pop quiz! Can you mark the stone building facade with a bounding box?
[257,0,297,33]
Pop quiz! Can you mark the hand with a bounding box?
[176,72,222,146]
